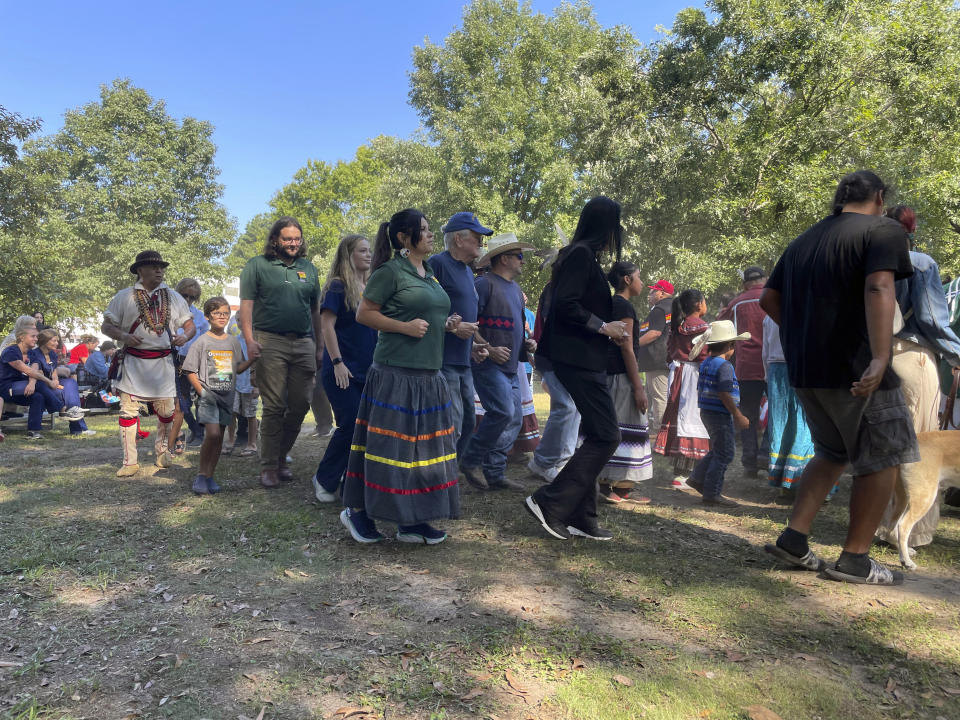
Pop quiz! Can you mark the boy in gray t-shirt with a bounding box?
[183,296,255,495]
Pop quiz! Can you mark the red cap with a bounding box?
[648,279,674,295]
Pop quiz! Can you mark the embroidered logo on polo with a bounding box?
[296,271,307,282]
[477,315,516,329]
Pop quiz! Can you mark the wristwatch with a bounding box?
[332,357,343,366]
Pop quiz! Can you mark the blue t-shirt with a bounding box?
[428,251,478,367]
[321,279,377,381]
[27,348,58,378]
[698,355,739,414]
[0,345,30,391]
[474,273,525,376]
[523,307,535,375]
[178,304,209,357]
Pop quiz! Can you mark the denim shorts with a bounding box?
[794,387,919,475]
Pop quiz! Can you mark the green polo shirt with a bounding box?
[364,256,451,370]
[239,255,320,336]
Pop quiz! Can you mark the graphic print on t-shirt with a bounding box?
[206,349,234,393]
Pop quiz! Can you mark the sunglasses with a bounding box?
[502,252,523,260]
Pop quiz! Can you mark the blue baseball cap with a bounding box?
[441,212,493,236]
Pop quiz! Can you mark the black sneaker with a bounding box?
[397,523,447,545]
[566,523,613,541]
[524,496,570,540]
[340,508,385,544]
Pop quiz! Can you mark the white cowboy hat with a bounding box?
[477,232,536,267]
[688,320,751,360]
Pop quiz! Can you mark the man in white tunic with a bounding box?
[102,251,195,476]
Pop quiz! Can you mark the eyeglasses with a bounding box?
[210,311,230,318]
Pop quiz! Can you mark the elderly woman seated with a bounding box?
[0,324,64,440]
[30,329,93,436]
[0,315,36,353]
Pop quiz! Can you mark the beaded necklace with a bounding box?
[133,287,170,335]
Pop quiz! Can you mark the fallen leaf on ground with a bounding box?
[571,657,586,670]
[613,674,634,686]
[743,705,783,720]
[460,687,484,701]
[941,687,960,695]
[505,668,528,693]
[283,569,296,578]
[0,660,23,668]
[725,651,747,662]
[243,673,258,681]
[400,656,409,671]
[885,677,896,692]
[692,670,716,679]
[243,637,272,645]
[468,671,493,682]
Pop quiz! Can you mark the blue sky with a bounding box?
[2,0,696,231]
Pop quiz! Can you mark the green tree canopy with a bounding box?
[0,79,234,327]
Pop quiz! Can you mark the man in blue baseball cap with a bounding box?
[429,213,494,470]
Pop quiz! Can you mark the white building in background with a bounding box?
[223,277,241,311]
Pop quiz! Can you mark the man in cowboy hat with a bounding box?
[637,279,674,435]
[460,233,536,491]
[102,250,195,476]
[719,265,769,475]
[429,212,494,462]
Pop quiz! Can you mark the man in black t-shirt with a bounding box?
[637,279,674,433]
[760,170,919,586]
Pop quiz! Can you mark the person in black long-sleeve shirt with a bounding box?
[525,196,629,540]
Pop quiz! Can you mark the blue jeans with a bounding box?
[3,381,62,431]
[440,364,476,461]
[313,368,365,493]
[56,377,88,432]
[462,363,521,484]
[176,373,201,435]
[692,410,736,499]
[533,369,581,469]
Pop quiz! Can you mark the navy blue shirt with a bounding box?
[320,279,377,382]
[474,273,525,376]
[0,345,30,392]
[28,347,59,378]
[428,251,478,367]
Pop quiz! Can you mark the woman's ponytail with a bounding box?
[371,221,392,271]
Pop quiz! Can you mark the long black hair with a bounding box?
[552,196,624,282]
[371,208,426,271]
[832,170,887,216]
[671,288,704,333]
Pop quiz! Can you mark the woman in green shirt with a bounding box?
[340,208,460,545]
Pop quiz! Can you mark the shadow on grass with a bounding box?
[1,416,959,719]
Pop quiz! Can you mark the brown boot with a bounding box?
[260,468,281,488]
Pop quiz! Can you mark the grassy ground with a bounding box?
[1,396,959,720]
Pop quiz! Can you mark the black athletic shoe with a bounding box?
[524,496,570,540]
[566,523,613,541]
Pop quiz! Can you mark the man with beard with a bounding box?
[102,251,195,476]
[238,217,323,488]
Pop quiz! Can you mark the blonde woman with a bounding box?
[310,235,378,502]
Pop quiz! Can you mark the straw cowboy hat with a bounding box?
[477,232,536,267]
[688,320,751,361]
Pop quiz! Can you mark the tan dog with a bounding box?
[888,430,960,569]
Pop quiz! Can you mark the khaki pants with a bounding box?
[645,369,669,434]
[119,393,175,467]
[255,331,317,467]
[310,366,334,432]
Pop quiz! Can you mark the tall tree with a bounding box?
[7,79,235,325]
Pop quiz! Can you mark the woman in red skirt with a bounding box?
[654,289,710,488]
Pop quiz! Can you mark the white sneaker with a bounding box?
[73,430,97,437]
[64,406,88,420]
[312,473,337,503]
[527,458,559,482]
[672,476,693,490]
